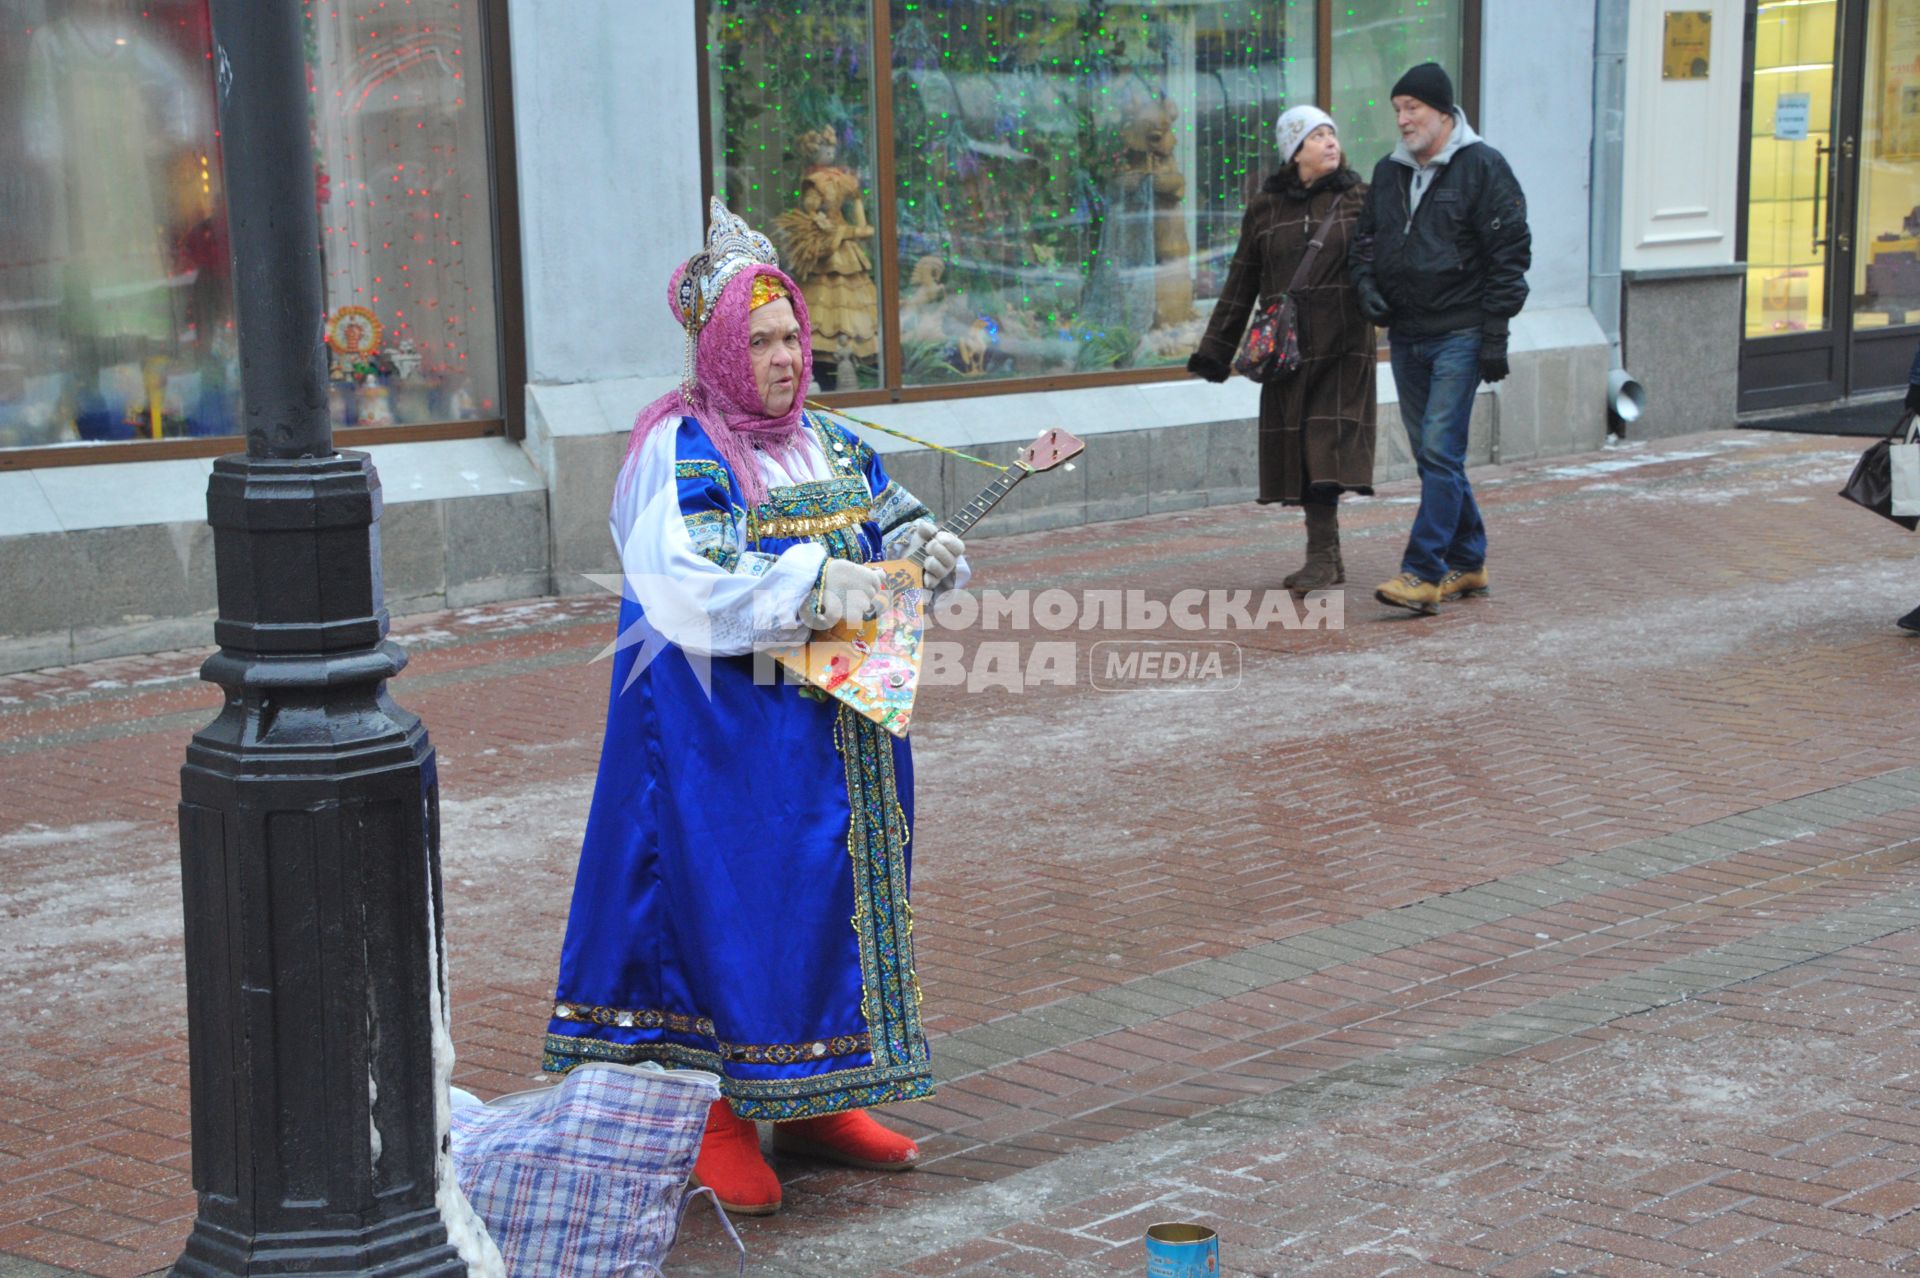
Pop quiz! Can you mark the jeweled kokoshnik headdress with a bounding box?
[673,196,780,398]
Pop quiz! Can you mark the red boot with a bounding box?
[772,1109,920,1171]
[691,1099,781,1215]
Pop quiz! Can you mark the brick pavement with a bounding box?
[2,429,1919,1276]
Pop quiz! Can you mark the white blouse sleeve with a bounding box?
[609,425,827,657]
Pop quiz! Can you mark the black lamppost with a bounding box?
[173,5,470,1275]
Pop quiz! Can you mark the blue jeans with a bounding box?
[1391,330,1486,582]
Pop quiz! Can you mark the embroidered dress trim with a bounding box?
[804,412,867,479]
[675,459,734,490]
[548,1002,870,1064]
[870,479,932,541]
[682,508,742,571]
[834,703,930,1071]
[752,475,869,524]
[541,1032,932,1119]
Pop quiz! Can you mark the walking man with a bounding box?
[1350,62,1531,613]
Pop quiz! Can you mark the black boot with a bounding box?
[1283,503,1342,593]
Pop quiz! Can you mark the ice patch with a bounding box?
[0,820,148,851]
[1542,450,1714,479]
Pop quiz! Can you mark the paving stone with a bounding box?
[6,431,1920,1278]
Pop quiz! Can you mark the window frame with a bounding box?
[0,0,528,472]
[696,0,1479,407]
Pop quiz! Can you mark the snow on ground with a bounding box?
[0,820,184,1017]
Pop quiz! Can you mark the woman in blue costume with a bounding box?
[542,199,966,1215]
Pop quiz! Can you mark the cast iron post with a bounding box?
[173,4,468,1275]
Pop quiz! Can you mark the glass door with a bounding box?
[1848,3,1920,392]
[1739,0,1851,409]
[1740,0,1920,410]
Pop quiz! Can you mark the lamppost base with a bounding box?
[171,1208,467,1278]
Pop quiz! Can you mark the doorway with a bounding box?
[1738,0,1920,412]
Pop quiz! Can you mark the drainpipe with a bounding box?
[1590,0,1644,433]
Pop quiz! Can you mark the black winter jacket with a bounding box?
[1349,140,1531,340]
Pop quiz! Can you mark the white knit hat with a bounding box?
[1274,105,1337,164]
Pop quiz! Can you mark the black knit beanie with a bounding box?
[1391,62,1455,116]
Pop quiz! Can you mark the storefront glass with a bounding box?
[1330,0,1468,171]
[888,2,1312,386]
[1743,0,1838,338]
[1853,5,1920,330]
[705,0,885,392]
[0,0,503,452]
[703,0,1325,391]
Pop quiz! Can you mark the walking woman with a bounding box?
[1189,106,1377,592]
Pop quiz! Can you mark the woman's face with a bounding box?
[748,296,803,416]
[1295,125,1341,180]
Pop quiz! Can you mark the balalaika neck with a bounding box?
[905,465,1030,566]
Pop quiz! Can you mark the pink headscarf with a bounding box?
[625,263,813,510]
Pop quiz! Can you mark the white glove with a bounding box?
[904,519,966,591]
[807,559,886,630]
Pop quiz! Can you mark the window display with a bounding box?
[886,2,1312,385]
[1744,0,1837,338]
[310,0,501,429]
[1854,4,1920,329]
[704,0,1321,391]
[706,0,885,391]
[0,0,503,452]
[1330,0,1469,174]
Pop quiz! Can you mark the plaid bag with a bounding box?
[451,1063,739,1278]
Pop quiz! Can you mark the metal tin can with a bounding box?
[1144,1222,1220,1276]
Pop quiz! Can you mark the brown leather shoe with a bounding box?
[1374,572,1441,614]
[1438,565,1489,601]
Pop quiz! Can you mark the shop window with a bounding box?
[886,3,1311,386]
[703,0,1318,393]
[705,1,1470,398]
[1330,0,1470,175]
[706,0,886,392]
[0,0,506,453]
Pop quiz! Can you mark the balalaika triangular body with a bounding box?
[772,426,1085,736]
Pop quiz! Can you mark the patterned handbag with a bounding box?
[1231,197,1346,384]
[1232,294,1302,382]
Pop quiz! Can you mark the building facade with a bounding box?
[16,0,1848,673]
[1619,0,1920,438]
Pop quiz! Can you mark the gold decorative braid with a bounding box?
[755,506,870,540]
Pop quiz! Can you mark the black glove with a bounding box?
[1479,331,1510,384]
[1356,281,1393,328]
[1187,350,1231,384]
[1906,382,1920,414]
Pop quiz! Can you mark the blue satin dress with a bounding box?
[542,415,938,1120]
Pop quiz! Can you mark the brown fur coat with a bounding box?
[1191,167,1377,503]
